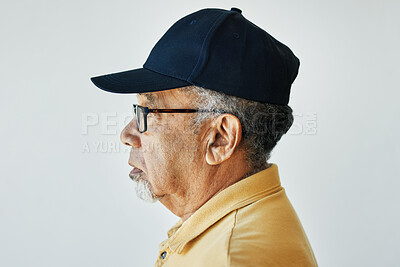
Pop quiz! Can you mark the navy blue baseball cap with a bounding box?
[90,7,300,105]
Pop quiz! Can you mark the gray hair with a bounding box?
[179,86,294,172]
[129,172,160,203]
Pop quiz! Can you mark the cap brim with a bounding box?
[90,67,192,94]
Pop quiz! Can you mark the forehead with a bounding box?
[137,89,194,108]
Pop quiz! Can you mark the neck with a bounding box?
[160,158,256,222]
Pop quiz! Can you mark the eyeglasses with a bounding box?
[132,104,225,133]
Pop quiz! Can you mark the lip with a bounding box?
[130,167,143,175]
[128,162,144,175]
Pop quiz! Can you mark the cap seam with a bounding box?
[187,11,233,82]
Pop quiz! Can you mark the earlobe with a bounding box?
[205,115,242,166]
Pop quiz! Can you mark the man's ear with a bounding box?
[205,114,242,165]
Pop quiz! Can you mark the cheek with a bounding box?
[141,139,171,179]
[143,153,179,195]
[161,132,202,171]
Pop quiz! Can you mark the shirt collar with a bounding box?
[166,163,282,253]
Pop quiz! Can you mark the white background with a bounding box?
[1,0,399,266]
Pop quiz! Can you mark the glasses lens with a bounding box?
[134,106,146,132]
[133,105,138,116]
[138,109,145,132]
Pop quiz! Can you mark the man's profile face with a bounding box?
[120,88,205,203]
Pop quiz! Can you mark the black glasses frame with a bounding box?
[133,104,225,133]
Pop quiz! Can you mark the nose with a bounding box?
[120,119,141,147]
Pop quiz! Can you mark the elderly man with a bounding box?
[91,7,317,267]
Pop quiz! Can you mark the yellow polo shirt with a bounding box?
[155,164,318,266]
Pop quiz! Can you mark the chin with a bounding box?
[132,175,160,203]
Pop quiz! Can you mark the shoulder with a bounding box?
[227,189,318,266]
